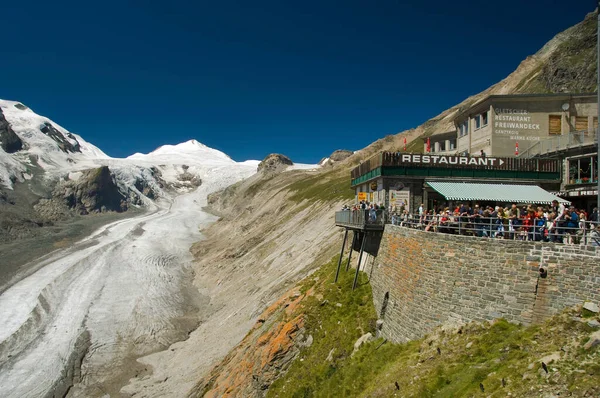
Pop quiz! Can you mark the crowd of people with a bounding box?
[342,200,600,245]
[396,201,599,244]
[341,201,386,223]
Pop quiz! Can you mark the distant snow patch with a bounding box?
[286,163,320,171]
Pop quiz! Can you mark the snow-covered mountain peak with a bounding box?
[0,99,259,205]
[0,100,113,188]
[128,139,233,165]
[0,99,109,162]
[151,139,204,153]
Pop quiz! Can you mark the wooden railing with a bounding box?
[351,152,561,179]
[351,153,383,180]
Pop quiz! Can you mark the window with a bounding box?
[474,112,488,130]
[575,116,588,133]
[594,117,598,132]
[549,115,562,135]
[449,138,456,150]
[568,157,593,184]
[458,121,468,137]
[439,141,446,152]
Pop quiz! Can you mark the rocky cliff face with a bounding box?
[35,166,127,220]
[0,109,23,153]
[320,149,354,166]
[257,153,294,173]
[516,11,597,94]
[193,287,311,397]
[328,149,353,162]
[39,122,81,153]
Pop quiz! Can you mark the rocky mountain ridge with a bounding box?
[0,99,265,246]
[0,109,23,154]
[257,153,294,173]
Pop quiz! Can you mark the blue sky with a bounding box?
[1,1,594,162]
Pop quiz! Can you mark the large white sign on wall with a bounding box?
[494,108,542,142]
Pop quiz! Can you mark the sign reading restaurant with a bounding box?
[394,154,507,167]
[351,151,562,184]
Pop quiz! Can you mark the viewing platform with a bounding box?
[517,129,597,159]
[334,210,386,231]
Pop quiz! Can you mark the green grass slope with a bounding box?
[268,258,600,398]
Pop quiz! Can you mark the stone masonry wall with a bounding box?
[370,225,600,343]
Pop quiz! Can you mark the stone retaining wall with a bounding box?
[369,225,600,343]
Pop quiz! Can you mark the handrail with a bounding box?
[518,129,597,158]
[390,214,600,246]
[335,208,600,245]
[335,210,386,229]
[518,140,541,159]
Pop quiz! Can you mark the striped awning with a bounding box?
[426,182,570,205]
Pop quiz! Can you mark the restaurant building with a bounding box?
[351,152,566,212]
[411,93,598,212]
[426,93,597,157]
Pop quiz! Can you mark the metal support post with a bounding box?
[353,232,367,290]
[346,232,356,271]
[334,229,348,283]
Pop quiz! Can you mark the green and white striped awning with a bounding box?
[426,182,570,205]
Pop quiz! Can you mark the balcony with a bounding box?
[334,210,386,230]
[518,130,597,158]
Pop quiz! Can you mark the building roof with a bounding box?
[422,130,457,142]
[426,182,570,205]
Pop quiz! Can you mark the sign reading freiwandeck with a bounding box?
[395,154,506,167]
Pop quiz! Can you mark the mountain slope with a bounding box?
[0,100,108,184]
[184,9,600,397]
[0,102,266,397]
[336,9,598,158]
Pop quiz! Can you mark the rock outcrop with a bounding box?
[35,166,127,219]
[329,149,353,162]
[0,189,9,205]
[521,10,597,93]
[64,166,127,213]
[39,122,81,153]
[193,288,311,397]
[320,149,354,166]
[0,108,23,153]
[257,153,293,173]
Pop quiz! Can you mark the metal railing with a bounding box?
[335,210,387,229]
[390,214,600,246]
[518,130,597,159]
